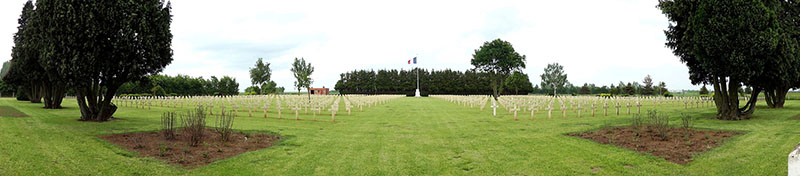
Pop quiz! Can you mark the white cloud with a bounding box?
[0,0,701,92]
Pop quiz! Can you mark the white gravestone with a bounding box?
[790,142,800,175]
[491,101,499,116]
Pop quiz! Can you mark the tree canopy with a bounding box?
[291,57,314,101]
[658,0,795,120]
[34,0,174,121]
[471,39,526,100]
[540,63,568,96]
[504,71,533,95]
[249,58,272,94]
[4,1,45,104]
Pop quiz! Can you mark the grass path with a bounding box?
[0,97,798,175]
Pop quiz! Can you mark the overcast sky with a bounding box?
[0,0,700,92]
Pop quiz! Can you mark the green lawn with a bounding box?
[0,97,797,175]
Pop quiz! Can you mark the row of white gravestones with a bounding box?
[429,94,716,120]
[115,94,397,121]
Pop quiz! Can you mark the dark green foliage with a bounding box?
[642,75,654,95]
[150,85,167,97]
[335,68,532,95]
[118,74,241,96]
[578,84,591,95]
[211,76,240,96]
[0,61,11,78]
[623,83,635,96]
[4,1,47,104]
[504,71,533,95]
[758,0,800,108]
[15,89,28,101]
[244,86,260,95]
[658,0,799,120]
[471,39,526,100]
[261,81,279,94]
[249,58,272,94]
[699,85,709,95]
[34,0,174,121]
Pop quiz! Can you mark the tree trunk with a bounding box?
[764,88,774,107]
[711,76,755,120]
[76,80,119,122]
[42,82,64,109]
[26,83,43,103]
[774,87,788,108]
[764,86,788,108]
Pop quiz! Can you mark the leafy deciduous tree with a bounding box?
[291,57,314,102]
[471,39,526,101]
[249,58,272,94]
[540,63,567,97]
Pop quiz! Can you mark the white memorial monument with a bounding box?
[410,56,421,97]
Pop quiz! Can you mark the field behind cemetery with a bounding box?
[0,97,797,175]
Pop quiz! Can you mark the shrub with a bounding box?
[646,110,669,141]
[631,113,644,136]
[161,112,178,140]
[181,106,206,147]
[215,110,235,142]
[158,143,170,157]
[680,113,693,129]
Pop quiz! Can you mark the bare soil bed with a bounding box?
[568,126,740,164]
[0,106,28,117]
[100,128,281,168]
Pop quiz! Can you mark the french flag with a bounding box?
[408,57,417,64]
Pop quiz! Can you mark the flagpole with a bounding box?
[414,55,421,97]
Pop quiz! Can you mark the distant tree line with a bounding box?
[117,74,246,97]
[334,68,533,95]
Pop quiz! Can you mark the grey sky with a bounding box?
[0,0,700,92]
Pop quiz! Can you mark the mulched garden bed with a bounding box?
[100,128,281,168]
[0,106,28,117]
[567,126,740,164]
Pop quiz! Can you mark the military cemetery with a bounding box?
[0,0,799,175]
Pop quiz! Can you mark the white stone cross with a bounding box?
[491,101,499,116]
[311,106,320,121]
[291,105,301,120]
[276,103,283,119]
[528,105,536,120]
[511,106,520,121]
[636,101,642,114]
[329,106,338,122]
